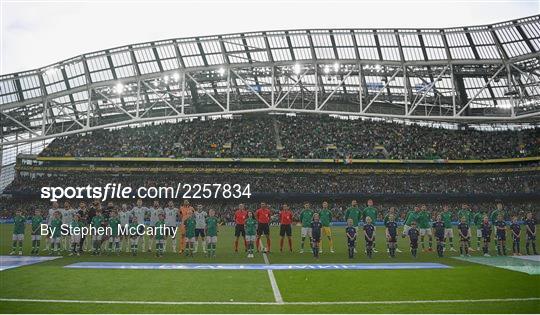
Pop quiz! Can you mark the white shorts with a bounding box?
[301,227,312,237]
[246,235,256,242]
[156,239,165,244]
[130,237,139,245]
[206,236,217,243]
[71,235,81,243]
[420,228,432,236]
[185,237,195,242]
[402,225,411,235]
[93,235,102,241]
[31,235,41,241]
[109,236,120,243]
[476,229,483,238]
[444,228,454,238]
[12,234,24,241]
[50,237,60,244]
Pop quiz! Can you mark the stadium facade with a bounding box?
[1,15,539,190]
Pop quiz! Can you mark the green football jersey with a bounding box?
[185,217,196,238]
[441,211,453,228]
[404,211,419,226]
[91,215,103,227]
[206,217,219,237]
[155,220,166,240]
[490,209,503,223]
[319,209,332,227]
[457,209,472,224]
[245,217,257,236]
[31,215,43,234]
[50,218,62,237]
[109,218,121,236]
[363,206,377,223]
[345,207,361,226]
[472,212,485,226]
[300,209,314,228]
[417,211,431,229]
[13,215,25,234]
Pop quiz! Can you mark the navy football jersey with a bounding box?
[495,220,506,234]
[458,222,469,237]
[481,222,492,237]
[525,218,536,234]
[363,224,375,238]
[346,226,357,241]
[311,221,322,236]
[432,221,445,237]
[510,223,520,236]
[385,221,398,236]
[408,227,420,241]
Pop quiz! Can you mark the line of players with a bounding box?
[9,199,538,259]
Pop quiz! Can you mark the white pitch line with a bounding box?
[262,252,284,304]
[0,297,538,306]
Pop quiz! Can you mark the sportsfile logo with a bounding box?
[40,183,251,201]
[41,223,178,238]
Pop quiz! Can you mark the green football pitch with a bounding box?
[0,224,539,313]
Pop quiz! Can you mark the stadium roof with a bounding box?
[1,15,539,145]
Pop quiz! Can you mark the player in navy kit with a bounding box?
[385,214,398,258]
[363,216,375,258]
[481,216,492,256]
[458,217,471,257]
[407,221,420,257]
[345,219,357,259]
[432,214,445,258]
[311,213,323,259]
[495,214,507,256]
[510,216,521,256]
[524,212,537,255]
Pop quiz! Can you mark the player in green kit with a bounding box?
[299,202,314,253]
[418,205,433,252]
[472,207,486,251]
[108,210,121,255]
[184,213,197,257]
[91,209,104,255]
[30,209,44,255]
[155,213,166,257]
[319,201,334,253]
[10,209,25,255]
[206,209,219,258]
[363,199,379,253]
[245,211,257,258]
[441,204,456,252]
[49,211,62,255]
[402,206,419,238]
[457,204,474,252]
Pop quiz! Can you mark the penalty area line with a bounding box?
[0,297,538,306]
[262,252,284,304]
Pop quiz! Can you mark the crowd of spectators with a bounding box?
[40,116,276,158]
[39,115,538,160]
[5,172,538,195]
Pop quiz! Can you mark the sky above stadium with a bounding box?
[1,0,538,75]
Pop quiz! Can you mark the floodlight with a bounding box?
[218,68,225,75]
[324,66,330,74]
[293,64,301,74]
[163,75,170,83]
[114,83,124,94]
[172,72,180,81]
[333,63,339,72]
